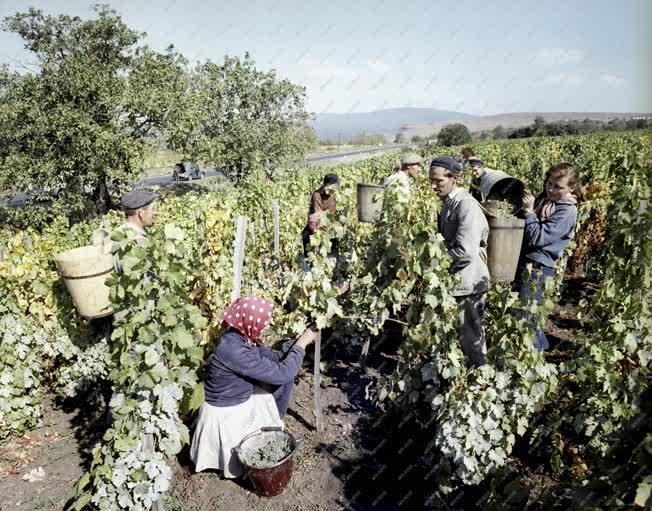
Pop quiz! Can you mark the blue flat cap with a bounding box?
[121,190,159,210]
[430,156,463,174]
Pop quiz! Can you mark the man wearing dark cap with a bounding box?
[119,189,159,245]
[430,156,490,368]
[112,190,159,272]
[301,173,340,258]
[383,152,423,202]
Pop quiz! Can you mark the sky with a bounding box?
[0,0,650,116]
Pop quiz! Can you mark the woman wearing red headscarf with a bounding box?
[190,296,317,478]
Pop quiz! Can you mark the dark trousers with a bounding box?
[301,226,340,261]
[514,262,555,352]
[271,381,294,418]
[455,292,488,368]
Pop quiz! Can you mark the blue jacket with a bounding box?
[204,329,305,407]
[523,201,577,268]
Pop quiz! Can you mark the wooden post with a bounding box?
[143,433,165,511]
[231,216,248,302]
[313,331,322,432]
[272,200,280,259]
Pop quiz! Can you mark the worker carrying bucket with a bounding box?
[468,157,526,216]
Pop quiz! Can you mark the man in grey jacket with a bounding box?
[430,156,490,367]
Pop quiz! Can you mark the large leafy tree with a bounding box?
[168,53,312,183]
[0,5,189,216]
[437,123,472,146]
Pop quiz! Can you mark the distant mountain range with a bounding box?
[311,108,474,141]
[310,108,651,141]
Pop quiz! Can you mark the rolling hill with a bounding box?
[310,108,650,142]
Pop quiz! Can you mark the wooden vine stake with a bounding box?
[231,215,248,302]
[272,200,280,259]
[313,331,323,432]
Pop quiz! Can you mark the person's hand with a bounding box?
[334,281,350,296]
[522,191,535,213]
[297,327,318,349]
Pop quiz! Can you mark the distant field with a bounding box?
[142,149,183,169]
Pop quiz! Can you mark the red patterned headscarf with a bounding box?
[221,296,274,345]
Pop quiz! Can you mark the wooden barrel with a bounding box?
[486,215,525,282]
[55,245,114,318]
[356,183,386,223]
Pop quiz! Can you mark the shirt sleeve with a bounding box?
[524,206,577,250]
[225,342,306,385]
[258,340,298,363]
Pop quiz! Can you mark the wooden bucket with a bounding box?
[55,245,114,318]
[485,206,525,282]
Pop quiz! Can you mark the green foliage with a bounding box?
[0,6,189,218]
[167,53,311,184]
[0,313,47,442]
[71,225,207,510]
[437,123,472,146]
[1,131,649,507]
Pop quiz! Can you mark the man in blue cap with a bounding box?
[430,156,490,368]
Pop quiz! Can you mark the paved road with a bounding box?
[3,144,414,207]
[141,144,413,187]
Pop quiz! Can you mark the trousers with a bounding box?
[455,292,488,368]
[515,263,554,352]
[271,381,294,418]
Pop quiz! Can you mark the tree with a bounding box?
[492,125,507,139]
[394,132,406,144]
[0,6,189,218]
[168,53,311,184]
[411,135,424,143]
[437,123,472,146]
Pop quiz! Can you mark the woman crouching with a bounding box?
[190,296,317,478]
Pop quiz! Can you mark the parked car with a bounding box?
[172,162,205,181]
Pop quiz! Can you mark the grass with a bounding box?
[143,149,184,169]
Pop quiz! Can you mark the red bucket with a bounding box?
[235,427,303,497]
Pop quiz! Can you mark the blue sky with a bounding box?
[0,0,649,115]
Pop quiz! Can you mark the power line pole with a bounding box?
[338,130,341,150]
[362,130,366,146]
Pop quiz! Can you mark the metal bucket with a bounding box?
[235,427,303,497]
[55,245,114,318]
[357,183,386,223]
[479,170,525,206]
[484,204,525,282]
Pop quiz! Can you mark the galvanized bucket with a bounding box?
[357,183,386,223]
[479,170,525,205]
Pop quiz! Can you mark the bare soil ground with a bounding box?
[0,279,592,511]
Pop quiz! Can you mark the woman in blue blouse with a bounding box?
[516,162,584,351]
[190,296,317,478]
